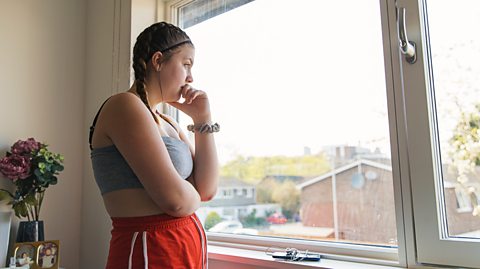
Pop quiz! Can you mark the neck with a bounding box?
[129,80,163,108]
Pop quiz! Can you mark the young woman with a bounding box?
[89,22,219,269]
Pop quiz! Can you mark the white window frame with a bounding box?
[395,0,480,268]
[153,0,480,268]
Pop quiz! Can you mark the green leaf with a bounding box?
[53,164,64,172]
[0,190,13,202]
[24,193,38,206]
[13,202,28,219]
[34,169,43,178]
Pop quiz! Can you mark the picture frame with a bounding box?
[13,240,60,269]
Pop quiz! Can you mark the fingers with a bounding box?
[181,85,206,104]
[167,101,184,110]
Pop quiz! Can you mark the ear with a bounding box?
[151,51,164,71]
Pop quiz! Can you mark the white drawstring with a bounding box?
[128,218,204,269]
[128,231,149,269]
[142,231,149,269]
[191,216,208,269]
[128,232,139,269]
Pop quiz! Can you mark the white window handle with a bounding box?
[397,7,417,64]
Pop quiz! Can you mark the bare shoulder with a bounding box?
[92,92,155,146]
[106,92,145,113]
[102,92,152,126]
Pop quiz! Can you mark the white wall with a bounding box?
[80,0,131,268]
[0,1,86,268]
[79,0,156,268]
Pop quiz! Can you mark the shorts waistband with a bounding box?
[111,213,199,232]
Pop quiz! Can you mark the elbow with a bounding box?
[200,188,217,202]
[164,202,198,217]
[162,193,201,217]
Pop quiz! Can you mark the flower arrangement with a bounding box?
[0,138,64,221]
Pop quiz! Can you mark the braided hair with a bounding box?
[132,22,193,123]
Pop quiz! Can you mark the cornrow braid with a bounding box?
[132,22,193,124]
[133,27,159,124]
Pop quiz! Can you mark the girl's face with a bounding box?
[158,45,195,102]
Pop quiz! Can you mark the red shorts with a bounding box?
[106,213,207,269]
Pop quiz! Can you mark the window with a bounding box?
[174,0,397,261]
[161,0,480,267]
[397,0,480,267]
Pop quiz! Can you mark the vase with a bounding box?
[16,221,45,242]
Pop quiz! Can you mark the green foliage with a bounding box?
[204,211,222,230]
[272,181,301,219]
[256,178,278,203]
[33,146,64,188]
[449,103,480,216]
[220,154,330,183]
[0,189,12,201]
[239,209,267,228]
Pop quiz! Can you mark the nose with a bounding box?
[186,71,193,83]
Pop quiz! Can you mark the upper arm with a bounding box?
[101,94,190,210]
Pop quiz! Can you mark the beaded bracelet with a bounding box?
[187,122,220,133]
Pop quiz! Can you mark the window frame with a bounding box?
[160,0,404,265]
[396,0,480,267]
[156,0,480,267]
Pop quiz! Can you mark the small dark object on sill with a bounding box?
[266,247,321,262]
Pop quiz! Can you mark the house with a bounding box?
[196,177,281,223]
[298,159,480,244]
[297,159,397,244]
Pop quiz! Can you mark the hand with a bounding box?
[168,85,211,123]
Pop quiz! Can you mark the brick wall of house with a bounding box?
[300,163,397,245]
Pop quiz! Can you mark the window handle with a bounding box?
[397,7,417,64]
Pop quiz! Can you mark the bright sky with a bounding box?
[179,0,480,164]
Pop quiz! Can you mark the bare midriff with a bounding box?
[102,189,166,217]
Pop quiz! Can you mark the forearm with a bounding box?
[162,180,201,217]
[192,131,219,201]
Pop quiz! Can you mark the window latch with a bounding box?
[397,7,417,64]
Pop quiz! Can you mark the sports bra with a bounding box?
[89,96,194,195]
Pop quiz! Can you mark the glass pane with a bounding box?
[179,0,397,246]
[428,0,480,239]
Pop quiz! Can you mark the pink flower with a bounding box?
[0,154,31,181]
[11,138,41,156]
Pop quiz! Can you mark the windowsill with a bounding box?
[208,245,404,269]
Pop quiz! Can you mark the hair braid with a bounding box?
[133,31,159,123]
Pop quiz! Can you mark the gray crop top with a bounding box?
[89,97,193,195]
[90,137,193,195]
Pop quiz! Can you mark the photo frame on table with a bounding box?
[13,240,60,269]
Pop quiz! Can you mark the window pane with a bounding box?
[428,0,480,239]
[179,0,397,247]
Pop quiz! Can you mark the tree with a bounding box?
[220,154,330,183]
[204,211,222,230]
[271,180,300,219]
[449,103,480,216]
[256,178,279,203]
[239,209,267,227]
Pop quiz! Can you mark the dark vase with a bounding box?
[16,221,45,242]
